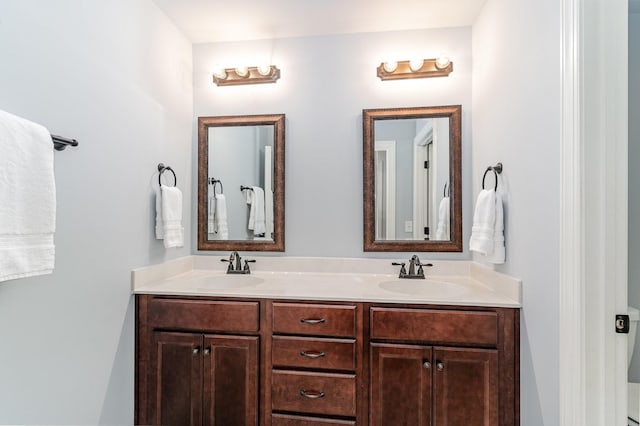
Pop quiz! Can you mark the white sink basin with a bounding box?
[192,274,264,290]
[378,279,470,297]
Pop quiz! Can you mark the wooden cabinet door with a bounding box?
[150,331,203,426]
[433,347,498,426]
[370,343,432,426]
[202,335,259,426]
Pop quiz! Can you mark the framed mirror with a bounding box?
[198,114,285,251]
[363,105,462,252]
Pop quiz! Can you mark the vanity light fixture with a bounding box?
[377,57,453,81]
[212,65,281,86]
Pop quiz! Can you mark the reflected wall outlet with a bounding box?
[404,221,413,232]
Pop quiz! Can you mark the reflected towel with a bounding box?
[215,194,229,240]
[246,186,266,236]
[435,197,450,240]
[0,110,56,282]
[469,189,496,255]
[208,185,215,234]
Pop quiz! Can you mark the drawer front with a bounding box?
[148,298,259,332]
[272,336,356,371]
[271,370,356,417]
[370,307,498,346]
[272,413,356,425]
[273,303,356,337]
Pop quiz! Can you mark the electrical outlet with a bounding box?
[404,221,413,232]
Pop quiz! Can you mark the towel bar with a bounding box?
[51,134,79,151]
[482,163,503,191]
[158,163,177,187]
[240,185,254,192]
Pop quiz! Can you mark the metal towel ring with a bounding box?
[158,163,177,187]
[443,182,449,197]
[482,162,503,191]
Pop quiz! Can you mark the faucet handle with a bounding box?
[416,262,433,276]
[392,262,407,277]
[243,259,256,272]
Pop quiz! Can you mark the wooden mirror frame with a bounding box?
[363,105,462,252]
[198,114,285,251]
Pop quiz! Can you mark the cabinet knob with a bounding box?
[423,361,431,369]
[192,347,200,355]
[300,389,325,399]
[203,347,211,355]
[436,361,444,371]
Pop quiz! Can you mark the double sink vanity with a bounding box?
[133,255,521,425]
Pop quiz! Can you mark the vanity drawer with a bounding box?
[148,298,259,332]
[272,413,356,425]
[271,370,356,417]
[273,303,356,337]
[272,336,356,371]
[370,307,498,346]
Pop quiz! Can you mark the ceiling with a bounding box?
[153,0,488,44]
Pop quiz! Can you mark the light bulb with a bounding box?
[409,59,424,72]
[235,66,249,77]
[213,67,227,80]
[382,61,397,73]
[435,55,451,70]
[257,64,272,76]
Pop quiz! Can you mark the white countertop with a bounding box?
[132,256,522,308]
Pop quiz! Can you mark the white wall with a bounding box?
[472,0,560,424]
[0,0,192,423]
[192,27,472,258]
[629,11,640,381]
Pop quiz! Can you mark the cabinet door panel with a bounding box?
[370,343,432,426]
[150,332,202,426]
[433,347,498,426]
[203,335,259,426]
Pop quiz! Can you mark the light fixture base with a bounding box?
[376,59,453,81]
[213,65,281,86]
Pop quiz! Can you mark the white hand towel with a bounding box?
[435,197,450,240]
[155,187,164,239]
[160,186,184,248]
[0,110,56,282]
[469,189,497,255]
[208,185,215,234]
[487,193,505,264]
[214,194,229,240]
[246,186,266,236]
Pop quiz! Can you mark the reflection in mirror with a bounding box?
[198,114,285,251]
[363,105,462,252]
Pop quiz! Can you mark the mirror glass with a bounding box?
[198,114,285,251]
[363,105,462,252]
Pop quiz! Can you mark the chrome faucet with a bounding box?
[221,251,256,274]
[392,255,433,279]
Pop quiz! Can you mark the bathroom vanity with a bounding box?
[133,256,520,425]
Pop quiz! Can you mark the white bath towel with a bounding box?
[214,194,229,240]
[155,187,164,239]
[0,110,56,282]
[469,189,497,255]
[435,197,450,240]
[159,186,184,248]
[246,186,266,236]
[487,193,505,264]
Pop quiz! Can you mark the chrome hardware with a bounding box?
[300,389,325,399]
[203,347,211,355]
[221,251,255,274]
[423,361,431,369]
[192,347,200,355]
[300,318,326,324]
[300,350,326,359]
[393,255,433,279]
[436,361,444,371]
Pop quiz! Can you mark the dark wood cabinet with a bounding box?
[136,294,518,426]
[370,343,498,426]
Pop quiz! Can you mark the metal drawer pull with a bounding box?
[300,389,325,399]
[423,361,431,369]
[300,317,326,324]
[436,361,444,371]
[300,350,326,359]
